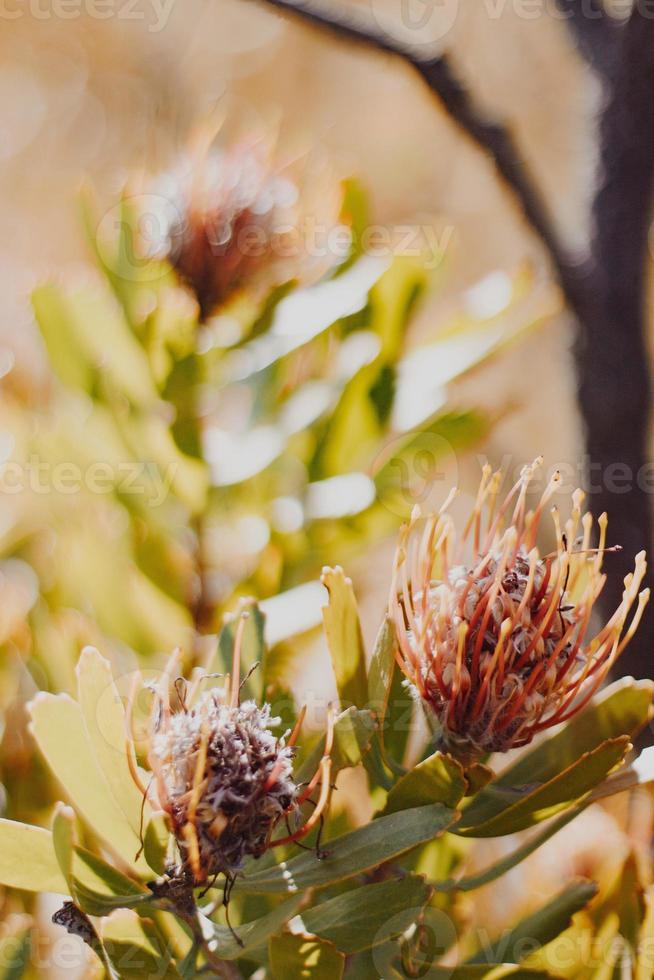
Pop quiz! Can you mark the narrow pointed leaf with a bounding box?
[302,875,431,953]
[321,566,368,709]
[237,804,457,894]
[52,804,76,892]
[207,895,304,960]
[457,738,629,837]
[434,804,586,893]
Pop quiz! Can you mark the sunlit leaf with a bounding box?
[28,692,142,866]
[382,752,467,814]
[0,820,66,894]
[52,803,76,892]
[321,566,367,709]
[101,911,181,979]
[367,616,397,726]
[269,934,345,979]
[76,648,151,847]
[32,285,158,408]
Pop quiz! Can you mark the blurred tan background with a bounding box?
[0,0,590,466]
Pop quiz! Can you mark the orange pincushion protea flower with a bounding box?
[389,459,649,761]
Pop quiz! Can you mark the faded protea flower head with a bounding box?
[129,616,333,888]
[154,143,297,320]
[389,459,649,762]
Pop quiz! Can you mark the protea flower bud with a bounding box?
[389,459,649,762]
[130,617,332,890]
[155,145,297,320]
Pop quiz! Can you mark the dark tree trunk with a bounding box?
[575,2,654,678]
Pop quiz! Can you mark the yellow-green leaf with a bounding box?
[321,566,368,709]
[270,934,345,980]
[382,752,467,814]
[28,692,142,867]
[52,803,76,892]
[0,820,66,894]
[102,911,181,979]
[76,647,150,845]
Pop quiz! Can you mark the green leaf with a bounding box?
[321,566,368,709]
[295,707,375,784]
[367,616,397,726]
[270,933,345,980]
[52,803,77,892]
[76,648,151,851]
[208,895,304,960]
[101,911,181,979]
[211,600,266,703]
[456,677,651,834]
[383,752,468,813]
[71,847,149,916]
[0,820,66,894]
[32,285,158,407]
[493,678,652,794]
[457,737,629,837]
[302,875,431,953]
[237,804,457,894]
[143,815,170,877]
[28,692,143,866]
[468,880,597,964]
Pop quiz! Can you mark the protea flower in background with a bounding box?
[389,459,649,763]
[154,144,298,320]
[129,616,333,894]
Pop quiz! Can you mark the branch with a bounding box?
[575,0,654,678]
[250,0,586,316]
[555,0,619,78]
